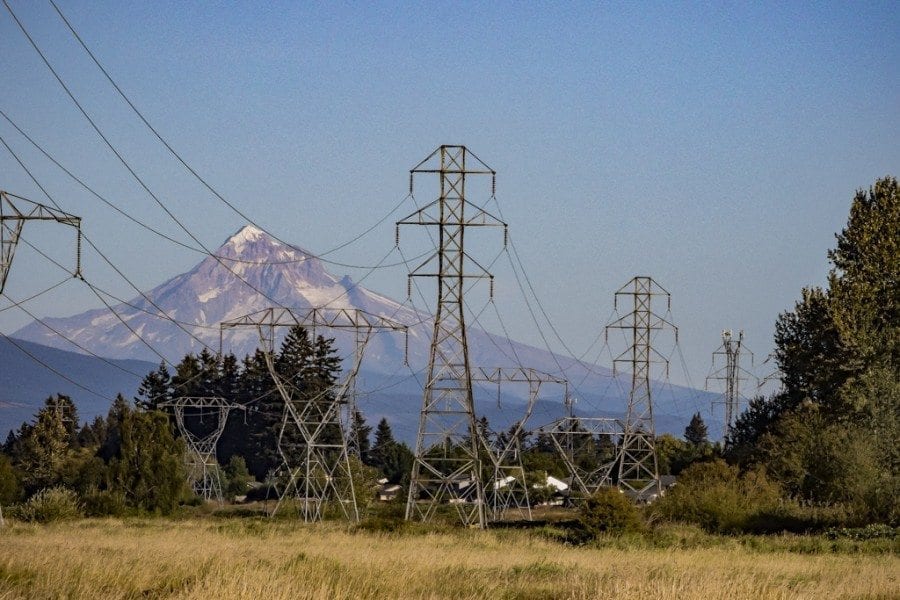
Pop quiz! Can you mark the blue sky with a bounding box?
[0,1,897,399]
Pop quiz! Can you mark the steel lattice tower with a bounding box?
[397,145,506,528]
[706,330,755,437]
[606,276,676,499]
[471,367,566,522]
[0,190,80,527]
[549,410,622,499]
[1,190,81,294]
[159,396,243,503]
[220,307,406,521]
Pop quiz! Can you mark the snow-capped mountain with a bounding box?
[15,226,416,367]
[13,226,575,375]
[13,225,716,433]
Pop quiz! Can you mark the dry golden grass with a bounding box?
[0,518,897,599]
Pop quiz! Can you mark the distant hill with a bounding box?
[0,337,156,437]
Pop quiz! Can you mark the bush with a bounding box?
[15,486,83,523]
[223,456,255,499]
[648,460,783,533]
[82,489,128,517]
[577,487,644,538]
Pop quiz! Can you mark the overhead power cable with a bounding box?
[1,134,215,360]
[2,1,296,313]
[0,330,114,402]
[1,288,144,378]
[48,0,407,267]
[1,110,424,270]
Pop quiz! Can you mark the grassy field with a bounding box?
[0,516,897,600]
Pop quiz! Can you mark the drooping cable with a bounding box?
[47,0,411,268]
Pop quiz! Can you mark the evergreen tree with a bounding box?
[370,418,396,461]
[684,413,709,447]
[136,362,172,410]
[16,396,74,493]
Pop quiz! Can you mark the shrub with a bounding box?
[578,487,644,538]
[82,489,128,517]
[15,486,83,523]
[648,460,783,533]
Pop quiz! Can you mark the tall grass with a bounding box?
[0,518,896,599]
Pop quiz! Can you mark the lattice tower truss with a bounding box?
[396,145,507,528]
[605,276,677,499]
[159,396,243,503]
[471,367,567,522]
[220,307,406,521]
[1,190,81,294]
[706,329,755,438]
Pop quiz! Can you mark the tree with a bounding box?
[368,418,413,483]
[136,362,172,410]
[105,401,186,514]
[684,413,709,447]
[729,176,899,522]
[16,396,73,493]
[368,418,396,471]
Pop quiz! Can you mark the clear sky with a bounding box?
[0,1,897,394]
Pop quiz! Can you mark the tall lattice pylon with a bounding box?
[706,330,755,438]
[1,190,81,294]
[605,276,677,499]
[159,396,243,503]
[397,145,506,528]
[471,367,566,522]
[220,307,407,521]
[0,190,80,527]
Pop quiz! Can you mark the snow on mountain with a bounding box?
[13,225,715,430]
[15,225,413,367]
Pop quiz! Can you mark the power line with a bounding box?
[47,0,411,268]
[0,330,114,402]
[1,288,144,377]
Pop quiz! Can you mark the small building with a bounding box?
[377,482,403,502]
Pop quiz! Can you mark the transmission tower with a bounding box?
[1,190,81,294]
[549,400,622,500]
[706,330,755,437]
[220,307,407,521]
[396,145,507,528]
[605,276,677,499]
[159,396,243,503]
[471,366,566,522]
[0,191,81,528]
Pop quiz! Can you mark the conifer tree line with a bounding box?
[0,177,896,527]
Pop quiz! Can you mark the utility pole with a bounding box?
[159,396,244,504]
[1,190,81,294]
[220,307,406,521]
[706,330,755,438]
[606,276,676,500]
[0,190,81,528]
[397,145,506,528]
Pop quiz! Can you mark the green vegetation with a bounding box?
[0,177,896,571]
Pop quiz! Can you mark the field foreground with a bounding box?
[0,518,897,599]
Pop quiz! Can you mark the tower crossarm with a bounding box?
[1,190,82,294]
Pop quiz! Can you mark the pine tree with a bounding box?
[684,413,709,447]
[369,418,396,473]
[136,362,172,410]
